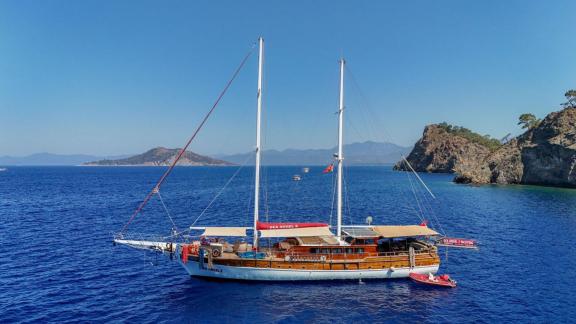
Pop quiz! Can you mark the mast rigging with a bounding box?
[119,43,257,234]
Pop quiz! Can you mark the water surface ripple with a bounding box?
[1,166,575,323]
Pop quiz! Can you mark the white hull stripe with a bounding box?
[179,261,439,281]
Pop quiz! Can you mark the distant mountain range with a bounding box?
[83,147,233,166]
[0,153,131,166]
[219,141,411,165]
[0,141,410,166]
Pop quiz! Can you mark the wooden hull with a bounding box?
[179,253,440,281]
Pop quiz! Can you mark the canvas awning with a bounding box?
[372,225,440,238]
[189,227,249,237]
[259,226,335,238]
[342,227,381,238]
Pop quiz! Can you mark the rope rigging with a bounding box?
[343,64,448,235]
[401,155,436,199]
[343,166,353,226]
[189,153,253,228]
[156,189,179,233]
[402,158,447,236]
[328,165,337,227]
[119,42,257,234]
[345,64,396,146]
[150,146,256,242]
[405,167,426,223]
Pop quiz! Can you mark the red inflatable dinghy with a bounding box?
[409,273,457,288]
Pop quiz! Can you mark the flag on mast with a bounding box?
[322,163,334,174]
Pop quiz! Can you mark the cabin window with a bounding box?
[333,248,343,254]
[321,248,330,254]
[345,248,353,254]
[355,248,364,253]
[310,248,318,254]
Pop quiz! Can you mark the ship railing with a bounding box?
[376,249,435,256]
[283,248,437,262]
[377,251,408,257]
[286,251,376,261]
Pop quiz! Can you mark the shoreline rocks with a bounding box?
[397,107,576,188]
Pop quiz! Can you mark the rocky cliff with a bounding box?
[523,108,576,186]
[83,147,233,166]
[393,124,492,173]
[398,107,576,188]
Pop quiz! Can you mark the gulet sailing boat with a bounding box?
[114,38,468,281]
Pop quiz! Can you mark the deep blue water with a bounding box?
[1,166,576,323]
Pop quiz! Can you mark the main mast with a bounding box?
[253,37,264,249]
[336,58,345,239]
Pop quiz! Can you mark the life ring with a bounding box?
[212,249,221,257]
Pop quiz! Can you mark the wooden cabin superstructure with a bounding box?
[178,226,440,273]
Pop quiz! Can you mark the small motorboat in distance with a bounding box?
[409,272,457,288]
[292,174,302,181]
[302,167,310,173]
[0,168,6,172]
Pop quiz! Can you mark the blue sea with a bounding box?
[1,166,575,323]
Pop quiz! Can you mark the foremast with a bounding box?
[253,37,264,249]
[336,58,345,240]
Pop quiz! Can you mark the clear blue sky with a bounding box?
[1,0,574,156]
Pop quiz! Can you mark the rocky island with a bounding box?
[396,91,576,188]
[83,147,233,166]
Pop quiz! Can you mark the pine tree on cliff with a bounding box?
[517,113,540,129]
[563,89,576,108]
